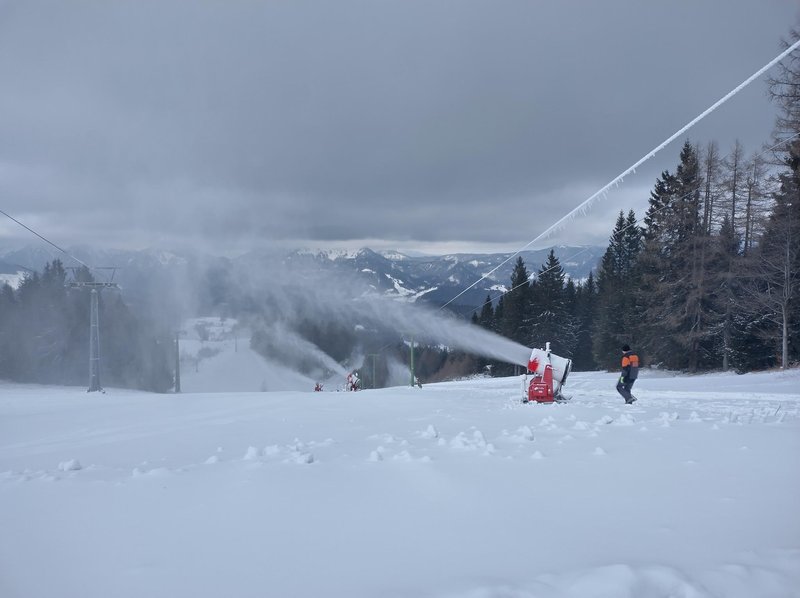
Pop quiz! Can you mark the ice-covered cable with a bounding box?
[441,38,800,310]
[467,129,800,315]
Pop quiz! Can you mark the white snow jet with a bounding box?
[259,320,349,378]
[246,263,533,370]
[164,251,534,382]
[385,356,413,387]
[352,295,531,368]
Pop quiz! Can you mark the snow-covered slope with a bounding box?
[179,336,314,393]
[1,369,798,598]
[178,318,316,392]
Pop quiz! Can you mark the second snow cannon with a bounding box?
[523,342,572,403]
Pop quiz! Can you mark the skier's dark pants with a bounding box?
[616,377,635,401]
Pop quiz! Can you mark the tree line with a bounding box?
[0,260,174,391]
[472,35,799,373]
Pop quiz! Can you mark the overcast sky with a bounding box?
[0,0,797,256]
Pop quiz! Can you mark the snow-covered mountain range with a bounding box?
[0,244,604,314]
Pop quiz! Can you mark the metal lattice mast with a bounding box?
[88,289,101,392]
[409,336,415,387]
[67,269,120,394]
[174,331,181,393]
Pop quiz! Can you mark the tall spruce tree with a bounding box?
[638,142,709,370]
[707,214,742,370]
[489,294,507,376]
[749,170,800,367]
[571,272,598,370]
[594,211,642,369]
[478,294,495,331]
[471,294,495,374]
[501,257,532,347]
[760,28,800,367]
[529,250,576,357]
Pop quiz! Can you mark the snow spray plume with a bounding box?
[151,249,532,384]
[237,258,533,370]
[252,319,349,379]
[386,355,414,386]
[350,295,532,368]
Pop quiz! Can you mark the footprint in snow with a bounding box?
[394,450,431,463]
[132,467,171,478]
[284,452,314,465]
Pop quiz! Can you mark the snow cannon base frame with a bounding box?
[525,363,555,403]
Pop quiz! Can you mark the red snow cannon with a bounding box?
[523,342,572,404]
[527,362,555,403]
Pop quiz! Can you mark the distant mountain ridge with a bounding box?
[274,246,603,311]
[0,244,604,314]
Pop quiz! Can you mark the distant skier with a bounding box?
[314,382,323,392]
[616,344,639,404]
[413,375,422,389]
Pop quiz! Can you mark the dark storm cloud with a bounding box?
[0,0,797,253]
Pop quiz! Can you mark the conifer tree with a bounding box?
[748,172,799,367]
[571,273,598,370]
[761,28,800,366]
[478,294,494,331]
[638,142,709,370]
[594,211,642,368]
[530,250,576,357]
[489,294,506,376]
[0,260,174,391]
[470,294,496,374]
[494,295,504,333]
[501,257,532,347]
[707,214,743,370]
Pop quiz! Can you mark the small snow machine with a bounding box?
[522,342,572,404]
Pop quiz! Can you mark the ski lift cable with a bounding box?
[0,207,98,276]
[763,130,800,159]
[468,126,800,315]
[440,38,800,311]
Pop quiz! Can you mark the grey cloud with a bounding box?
[0,0,796,253]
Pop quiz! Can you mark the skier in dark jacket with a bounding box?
[616,344,639,404]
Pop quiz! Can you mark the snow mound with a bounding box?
[57,459,82,472]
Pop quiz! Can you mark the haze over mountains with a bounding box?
[0,244,604,316]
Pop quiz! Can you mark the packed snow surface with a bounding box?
[1,369,799,598]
